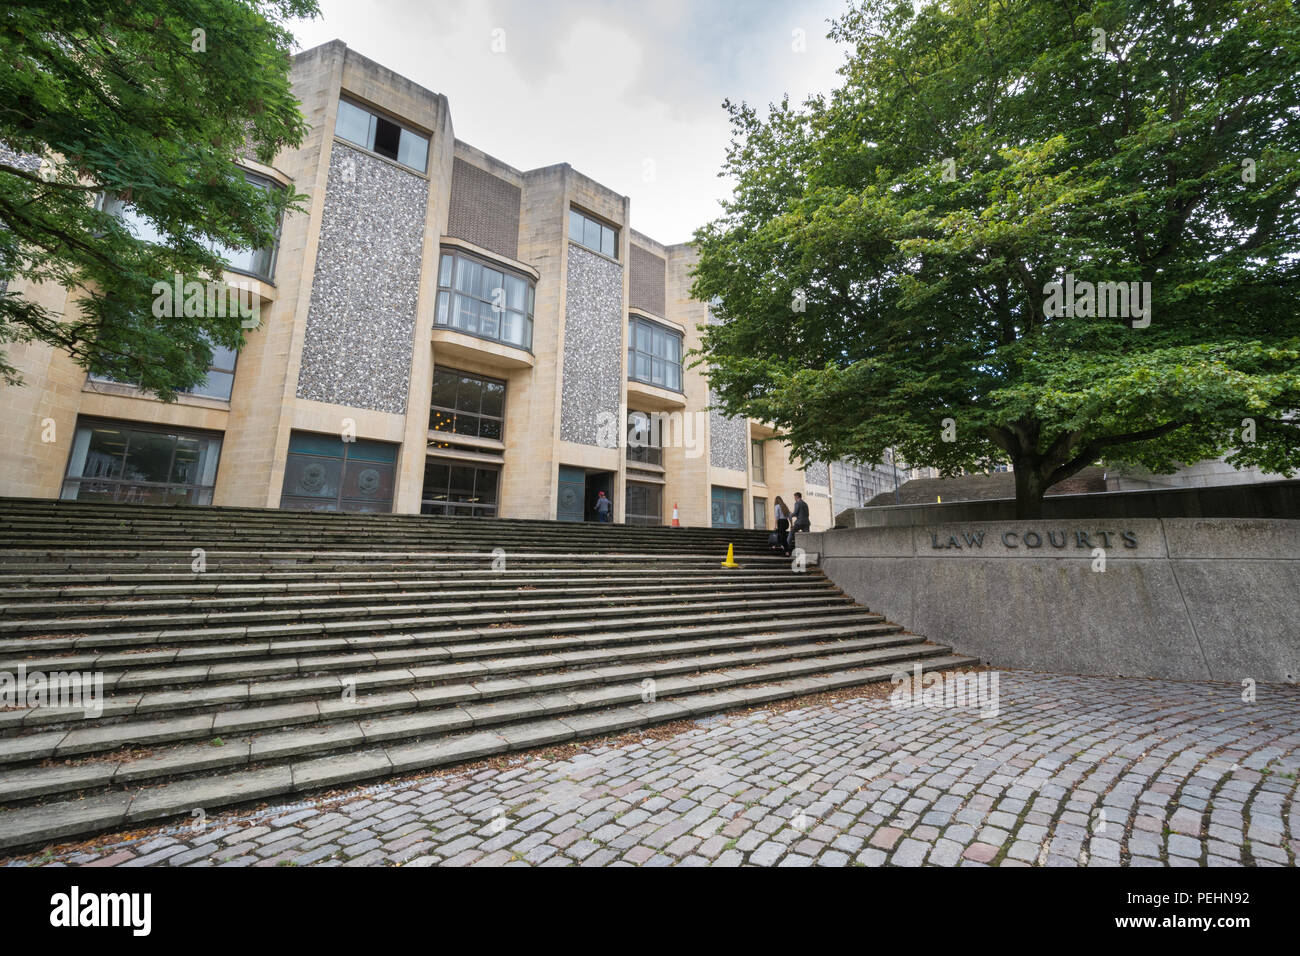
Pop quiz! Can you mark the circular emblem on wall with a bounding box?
[559,488,577,508]
[299,462,327,494]
[357,468,381,496]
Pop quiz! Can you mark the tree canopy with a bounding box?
[0,0,318,397]
[692,0,1300,516]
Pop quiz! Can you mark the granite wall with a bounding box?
[295,143,427,414]
[560,243,623,446]
[804,518,1300,684]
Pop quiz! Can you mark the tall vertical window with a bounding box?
[628,316,683,391]
[751,439,766,484]
[61,419,223,506]
[753,496,768,530]
[429,367,506,440]
[210,171,282,280]
[435,249,534,350]
[335,98,429,173]
[569,207,617,258]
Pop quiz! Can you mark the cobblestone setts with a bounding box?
[8,673,1298,867]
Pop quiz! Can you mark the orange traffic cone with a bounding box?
[671,503,680,528]
[721,543,739,568]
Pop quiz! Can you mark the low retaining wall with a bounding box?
[804,518,1299,684]
[837,479,1300,528]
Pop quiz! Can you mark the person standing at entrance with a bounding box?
[594,490,612,523]
[773,496,791,555]
[789,492,810,554]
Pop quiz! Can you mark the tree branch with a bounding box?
[1045,419,1191,486]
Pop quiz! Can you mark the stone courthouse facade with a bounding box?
[0,41,834,530]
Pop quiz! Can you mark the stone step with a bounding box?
[0,585,849,635]
[0,508,765,532]
[0,592,866,648]
[0,595,847,655]
[0,598,855,646]
[0,632,931,762]
[0,507,770,538]
[0,606,891,677]
[0,652,975,850]
[0,623,911,730]
[0,569,814,599]
[0,552,788,571]
[0,566,806,589]
[0,497,927,854]
[0,576,838,614]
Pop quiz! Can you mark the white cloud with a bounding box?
[287,0,849,242]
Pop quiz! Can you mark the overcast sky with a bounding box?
[287,0,852,244]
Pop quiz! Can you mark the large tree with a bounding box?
[693,0,1300,517]
[0,0,317,397]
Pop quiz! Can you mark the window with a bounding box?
[628,316,683,391]
[88,337,239,402]
[210,171,282,280]
[751,439,766,484]
[625,481,663,526]
[569,207,617,258]
[280,432,397,513]
[711,486,744,529]
[421,460,500,517]
[626,411,662,467]
[61,419,223,506]
[102,169,282,281]
[429,367,506,440]
[335,98,429,173]
[753,496,768,530]
[435,249,534,350]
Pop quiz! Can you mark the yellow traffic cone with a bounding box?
[721,543,739,568]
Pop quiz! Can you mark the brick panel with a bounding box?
[629,244,666,316]
[446,158,521,260]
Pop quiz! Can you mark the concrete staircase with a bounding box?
[0,498,975,852]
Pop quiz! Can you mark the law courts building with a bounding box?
[0,42,838,530]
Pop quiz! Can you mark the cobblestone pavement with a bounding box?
[6,671,1299,867]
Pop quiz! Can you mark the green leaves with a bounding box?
[693,0,1300,512]
[0,0,318,397]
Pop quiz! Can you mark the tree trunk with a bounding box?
[1012,462,1047,519]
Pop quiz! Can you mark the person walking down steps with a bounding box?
[773,496,791,555]
[789,492,811,555]
[594,490,612,523]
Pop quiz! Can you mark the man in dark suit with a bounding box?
[789,492,811,555]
